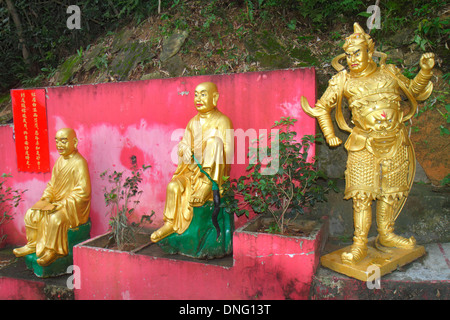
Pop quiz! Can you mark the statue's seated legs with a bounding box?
[151,136,225,243]
[24,220,91,278]
[14,208,71,266]
[151,176,189,242]
[37,209,70,266]
[13,208,43,258]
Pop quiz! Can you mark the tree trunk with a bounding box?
[4,0,31,66]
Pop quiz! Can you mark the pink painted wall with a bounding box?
[0,278,46,300]
[1,68,316,245]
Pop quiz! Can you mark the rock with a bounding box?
[110,41,155,80]
[140,72,162,80]
[255,52,291,69]
[0,108,12,124]
[403,51,421,67]
[159,30,189,63]
[244,31,292,69]
[54,54,83,85]
[316,108,351,179]
[110,28,135,53]
[83,44,106,72]
[290,47,320,67]
[386,49,404,64]
[389,29,413,47]
[161,55,185,77]
[414,161,430,183]
[317,141,347,179]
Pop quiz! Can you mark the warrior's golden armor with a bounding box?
[302,23,434,264]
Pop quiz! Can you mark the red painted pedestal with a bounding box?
[73,216,328,300]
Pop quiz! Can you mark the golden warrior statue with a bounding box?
[13,128,91,266]
[302,23,434,264]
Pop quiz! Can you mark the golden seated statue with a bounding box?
[13,128,91,267]
[151,82,233,243]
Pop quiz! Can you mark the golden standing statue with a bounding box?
[302,23,434,278]
[13,128,91,266]
[151,82,233,242]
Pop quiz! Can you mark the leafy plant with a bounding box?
[440,174,450,187]
[221,117,337,234]
[100,156,153,250]
[0,174,26,245]
[94,54,109,70]
[286,19,297,30]
[414,17,449,51]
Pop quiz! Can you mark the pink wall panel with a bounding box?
[2,68,316,245]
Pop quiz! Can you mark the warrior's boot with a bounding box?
[342,194,372,264]
[376,198,415,249]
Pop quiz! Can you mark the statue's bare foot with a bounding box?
[151,223,175,243]
[341,245,367,265]
[13,245,35,258]
[190,181,212,207]
[378,233,416,249]
[37,249,58,267]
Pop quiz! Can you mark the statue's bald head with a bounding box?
[55,128,78,158]
[196,82,218,93]
[194,82,219,113]
[57,128,77,139]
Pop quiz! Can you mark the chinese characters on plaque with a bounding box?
[11,89,50,172]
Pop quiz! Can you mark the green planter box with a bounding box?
[25,220,91,278]
[158,202,234,259]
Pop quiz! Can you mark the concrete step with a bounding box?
[310,242,450,300]
[0,246,73,300]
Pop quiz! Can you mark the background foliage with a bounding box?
[1,0,448,93]
[0,0,167,92]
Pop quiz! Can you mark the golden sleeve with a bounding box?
[388,64,433,101]
[314,74,342,141]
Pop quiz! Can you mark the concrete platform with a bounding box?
[1,241,448,300]
[0,246,73,300]
[310,242,450,300]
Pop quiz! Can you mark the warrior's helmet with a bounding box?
[343,22,375,54]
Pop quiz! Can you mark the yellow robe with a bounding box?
[25,151,91,256]
[163,108,233,234]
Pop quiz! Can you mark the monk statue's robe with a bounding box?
[161,108,233,237]
[22,150,91,258]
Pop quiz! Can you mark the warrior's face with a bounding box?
[345,44,370,74]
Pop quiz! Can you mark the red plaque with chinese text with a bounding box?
[11,89,50,172]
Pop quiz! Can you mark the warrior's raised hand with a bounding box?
[419,52,435,72]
